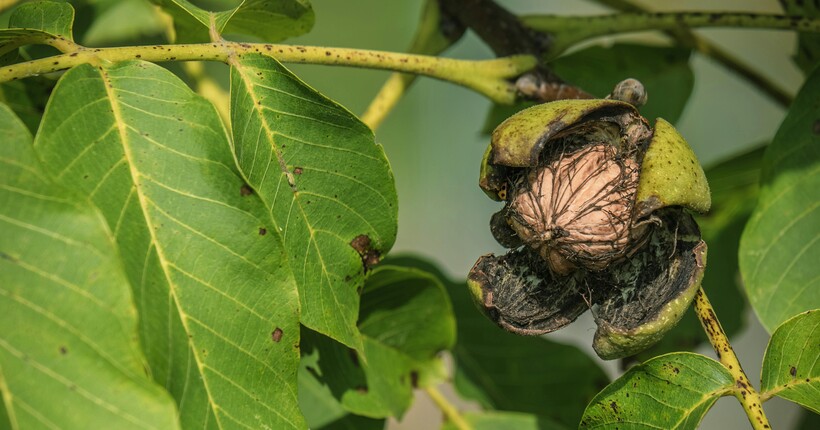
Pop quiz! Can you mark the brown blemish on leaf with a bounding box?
[259,228,267,236]
[348,348,360,367]
[59,346,67,355]
[610,401,618,414]
[350,234,380,271]
[410,371,419,388]
[271,328,283,342]
[356,385,368,393]
[790,366,797,377]
[293,167,303,175]
[240,184,254,196]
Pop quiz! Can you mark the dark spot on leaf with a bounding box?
[293,167,303,175]
[673,367,679,374]
[349,348,360,367]
[259,228,267,236]
[356,385,368,393]
[350,234,380,271]
[410,371,419,388]
[610,401,618,413]
[790,366,797,377]
[0,252,16,263]
[59,346,67,355]
[271,328,283,342]
[240,184,253,196]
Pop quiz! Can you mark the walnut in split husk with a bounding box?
[470,86,710,360]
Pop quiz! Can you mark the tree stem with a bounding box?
[424,385,472,430]
[0,42,536,105]
[590,0,792,108]
[694,287,771,430]
[522,12,820,58]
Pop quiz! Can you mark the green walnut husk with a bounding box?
[469,98,710,360]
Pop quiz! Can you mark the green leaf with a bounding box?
[385,255,608,427]
[482,43,693,134]
[761,309,820,413]
[0,76,55,133]
[297,348,385,429]
[222,0,314,42]
[318,414,384,430]
[442,411,568,430]
[580,353,734,429]
[82,0,166,47]
[739,64,820,332]
[230,53,398,350]
[300,266,456,418]
[632,146,764,361]
[0,104,179,429]
[0,396,9,428]
[8,0,74,40]
[151,0,313,43]
[796,409,820,429]
[32,61,304,428]
[0,1,74,59]
[780,0,820,74]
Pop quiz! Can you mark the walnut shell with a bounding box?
[507,144,640,274]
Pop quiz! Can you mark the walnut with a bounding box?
[508,144,640,274]
[470,87,712,360]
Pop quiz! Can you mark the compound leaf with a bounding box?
[580,353,734,429]
[230,53,398,350]
[761,309,820,413]
[0,1,74,59]
[32,61,304,429]
[8,0,74,40]
[300,266,455,419]
[0,104,179,429]
[739,63,820,332]
[151,0,313,43]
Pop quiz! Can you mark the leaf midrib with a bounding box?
[97,65,225,430]
[230,56,360,350]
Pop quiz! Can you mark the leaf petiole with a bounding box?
[694,288,771,430]
[0,41,536,105]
